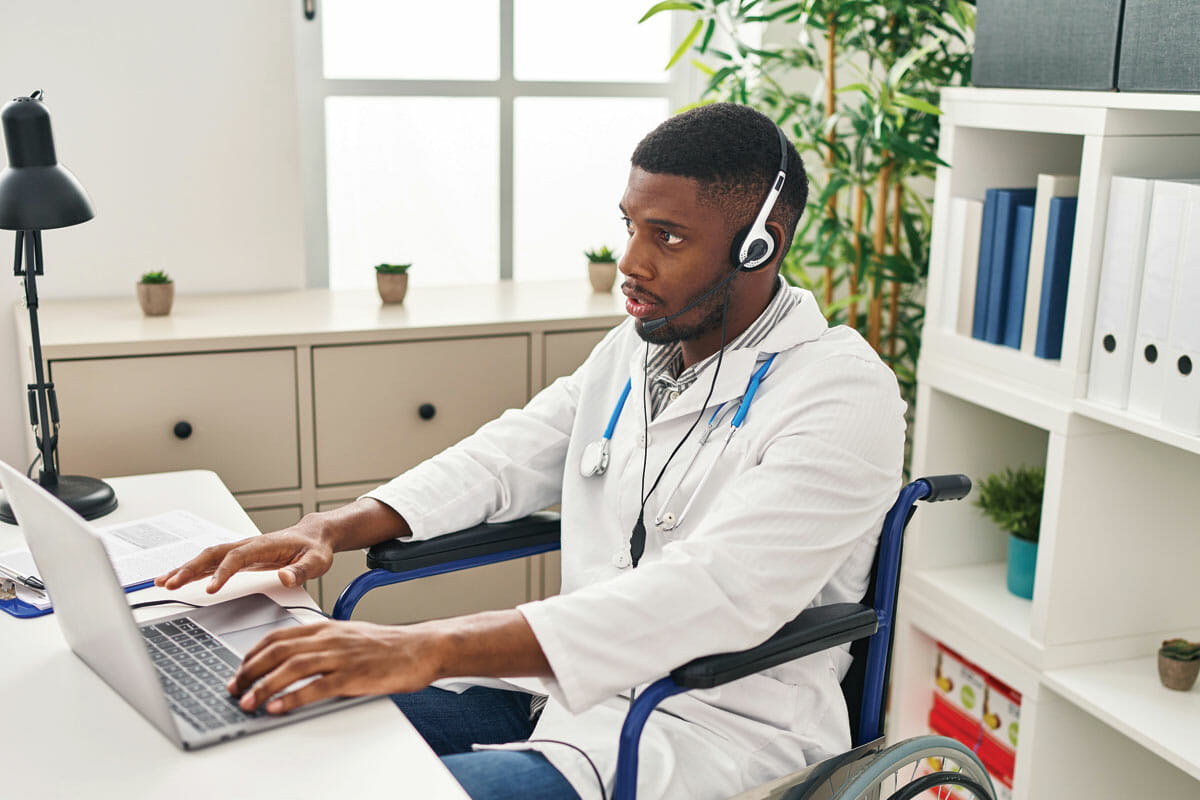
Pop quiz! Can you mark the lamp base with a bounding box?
[0,474,118,524]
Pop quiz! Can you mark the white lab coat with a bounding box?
[366,286,906,800]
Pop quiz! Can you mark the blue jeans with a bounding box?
[392,686,581,800]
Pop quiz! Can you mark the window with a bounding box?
[294,1,694,289]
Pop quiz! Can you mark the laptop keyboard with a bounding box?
[141,617,265,733]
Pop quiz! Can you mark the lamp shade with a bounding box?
[0,93,93,231]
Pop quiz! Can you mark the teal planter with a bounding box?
[1006,535,1038,599]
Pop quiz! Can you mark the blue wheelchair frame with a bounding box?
[332,474,972,800]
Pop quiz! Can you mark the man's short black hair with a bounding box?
[631,102,808,266]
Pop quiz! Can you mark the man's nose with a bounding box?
[618,234,651,279]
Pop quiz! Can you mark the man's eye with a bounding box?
[621,217,633,235]
[660,231,682,245]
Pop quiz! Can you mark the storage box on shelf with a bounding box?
[12,281,623,623]
[895,87,1200,799]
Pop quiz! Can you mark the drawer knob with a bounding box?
[418,403,436,421]
[173,421,194,439]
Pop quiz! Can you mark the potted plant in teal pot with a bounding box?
[975,465,1044,600]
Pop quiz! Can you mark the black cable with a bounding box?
[129,598,332,619]
[524,739,607,800]
[26,452,40,479]
[631,282,733,567]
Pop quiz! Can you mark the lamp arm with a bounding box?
[16,230,59,487]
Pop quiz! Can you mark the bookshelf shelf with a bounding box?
[1043,657,1200,782]
[893,87,1200,800]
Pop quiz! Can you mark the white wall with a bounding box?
[0,1,306,468]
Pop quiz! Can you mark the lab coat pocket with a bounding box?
[689,669,808,750]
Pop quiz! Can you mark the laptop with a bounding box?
[0,459,373,750]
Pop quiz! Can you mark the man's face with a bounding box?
[618,167,737,345]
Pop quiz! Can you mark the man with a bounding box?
[158,103,906,800]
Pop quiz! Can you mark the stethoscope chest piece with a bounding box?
[580,439,610,477]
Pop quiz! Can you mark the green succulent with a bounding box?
[974,465,1044,543]
[374,263,412,274]
[139,270,172,284]
[584,246,617,263]
[1160,638,1200,662]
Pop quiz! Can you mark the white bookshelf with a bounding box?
[891,87,1200,799]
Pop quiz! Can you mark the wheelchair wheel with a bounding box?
[832,735,996,800]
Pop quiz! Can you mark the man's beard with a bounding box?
[634,277,733,345]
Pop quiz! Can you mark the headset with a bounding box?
[641,125,791,334]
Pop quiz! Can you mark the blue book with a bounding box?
[972,189,1000,340]
[1003,203,1036,348]
[984,188,1037,343]
[1035,196,1079,359]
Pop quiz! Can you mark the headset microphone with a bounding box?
[640,264,741,334]
[638,126,790,336]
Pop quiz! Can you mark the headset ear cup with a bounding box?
[731,227,779,271]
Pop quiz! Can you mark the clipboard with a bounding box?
[0,578,154,620]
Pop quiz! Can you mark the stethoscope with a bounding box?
[579,353,778,531]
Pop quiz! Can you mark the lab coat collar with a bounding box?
[630,286,827,428]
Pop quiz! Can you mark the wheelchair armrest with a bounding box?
[669,603,878,689]
[365,512,561,572]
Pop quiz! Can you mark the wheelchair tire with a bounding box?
[832,735,996,800]
[885,771,993,800]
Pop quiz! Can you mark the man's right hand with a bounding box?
[155,523,334,593]
[154,498,413,594]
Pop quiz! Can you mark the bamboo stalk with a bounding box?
[868,155,893,352]
[889,180,903,359]
[823,12,837,312]
[850,184,864,329]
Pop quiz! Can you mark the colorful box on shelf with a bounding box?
[934,642,988,722]
[982,675,1022,754]
[928,694,1016,800]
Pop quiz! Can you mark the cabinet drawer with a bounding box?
[50,349,300,494]
[542,328,610,388]
[312,336,529,486]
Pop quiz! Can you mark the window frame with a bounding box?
[292,1,699,288]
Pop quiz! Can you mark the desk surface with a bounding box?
[0,470,468,799]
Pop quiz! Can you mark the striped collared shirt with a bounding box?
[646,277,798,419]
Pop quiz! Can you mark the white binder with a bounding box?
[1021,175,1079,355]
[1127,180,1200,419]
[1087,176,1155,409]
[1161,194,1200,435]
[942,197,984,336]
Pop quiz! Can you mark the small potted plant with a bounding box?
[375,263,411,304]
[974,465,1044,600]
[137,270,174,316]
[1158,639,1200,691]
[584,246,618,293]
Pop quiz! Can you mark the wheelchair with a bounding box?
[332,475,996,800]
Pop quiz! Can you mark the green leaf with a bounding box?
[690,58,716,76]
[639,1,701,24]
[666,18,705,70]
[892,92,942,116]
[700,18,716,52]
[835,82,872,95]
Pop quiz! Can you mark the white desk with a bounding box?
[0,470,468,799]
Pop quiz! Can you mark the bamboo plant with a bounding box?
[642,0,975,399]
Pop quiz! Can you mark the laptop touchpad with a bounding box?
[188,593,302,657]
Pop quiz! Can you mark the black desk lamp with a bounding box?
[0,91,116,523]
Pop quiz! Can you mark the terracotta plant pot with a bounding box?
[588,261,618,293]
[376,272,409,304]
[137,282,174,316]
[1158,652,1200,691]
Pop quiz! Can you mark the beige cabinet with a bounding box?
[51,349,300,494]
[19,283,624,623]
